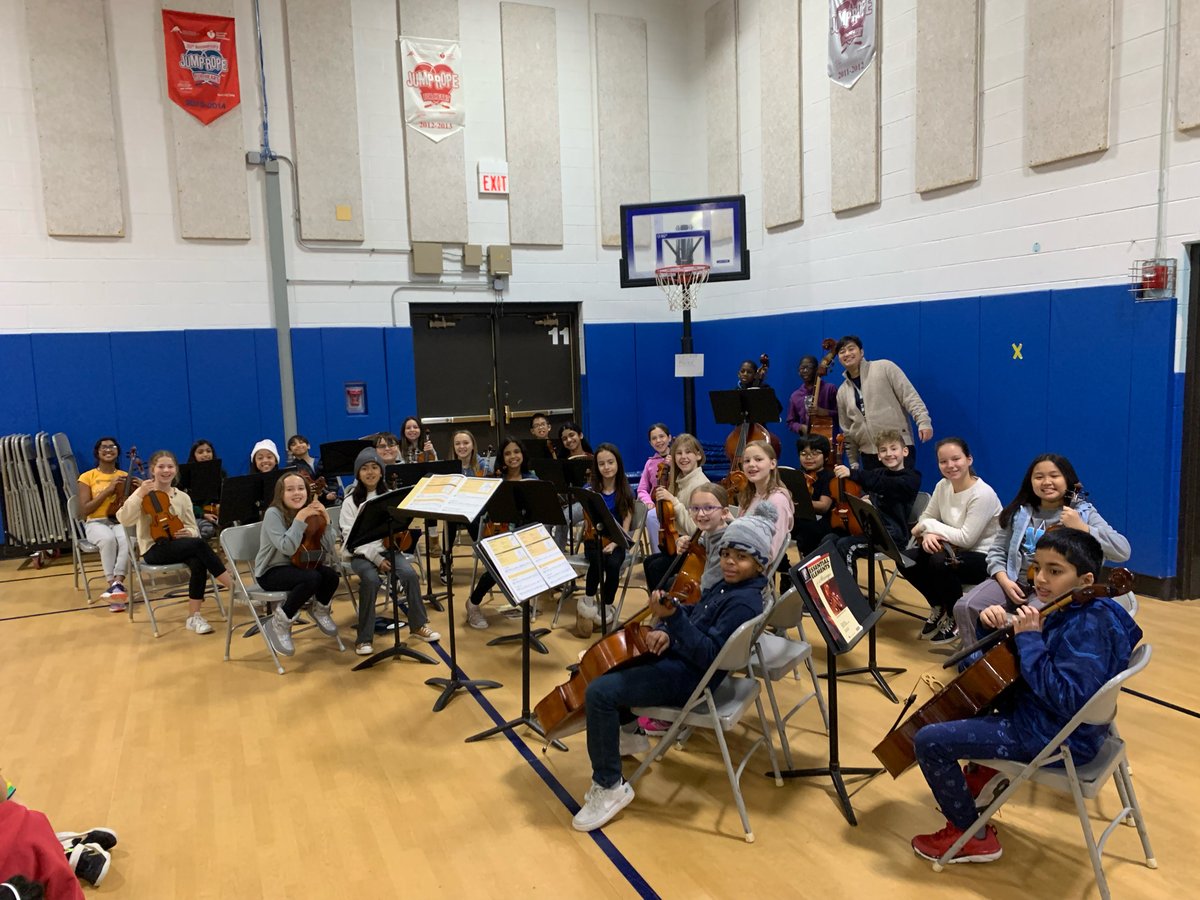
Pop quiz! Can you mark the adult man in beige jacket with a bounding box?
[834,335,933,469]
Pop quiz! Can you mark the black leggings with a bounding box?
[585,539,625,605]
[258,565,340,617]
[143,537,227,601]
[902,547,989,613]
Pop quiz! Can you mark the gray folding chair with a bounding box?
[65,494,106,601]
[628,610,782,843]
[934,644,1156,899]
[125,527,226,638]
[219,523,288,674]
[752,587,830,768]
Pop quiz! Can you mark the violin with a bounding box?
[655,457,678,556]
[872,568,1134,778]
[142,488,185,543]
[535,533,706,743]
[290,474,328,569]
[826,434,864,535]
[1023,483,1088,581]
[107,447,143,518]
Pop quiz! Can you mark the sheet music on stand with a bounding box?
[794,550,871,648]
[397,474,501,520]
[478,524,576,604]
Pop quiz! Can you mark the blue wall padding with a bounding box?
[1,289,1182,576]
[383,326,418,432]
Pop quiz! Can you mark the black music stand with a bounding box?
[710,387,782,430]
[522,439,558,461]
[385,460,460,612]
[533,458,592,555]
[318,440,372,478]
[465,522,573,749]
[177,460,223,507]
[483,480,565,654]
[567,486,632,635]
[345,488,439,670]
[777,467,817,522]
[217,470,285,527]
[774,555,885,826]
[832,494,909,703]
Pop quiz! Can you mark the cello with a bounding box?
[826,434,864,535]
[872,568,1134,777]
[723,354,779,493]
[535,534,707,743]
[806,338,838,442]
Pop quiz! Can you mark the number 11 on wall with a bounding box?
[548,327,570,345]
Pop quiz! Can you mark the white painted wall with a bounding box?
[0,0,1196,342]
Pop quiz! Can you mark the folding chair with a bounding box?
[934,644,1156,899]
[553,502,649,628]
[874,491,930,604]
[124,527,226,638]
[752,587,830,769]
[220,524,288,674]
[628,610,783,843]
[65,494,106,602]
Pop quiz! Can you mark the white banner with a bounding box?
[399,37,465,142]
[828,0,876,88]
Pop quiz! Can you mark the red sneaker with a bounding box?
[963,763,1010,809]
[912,820,1002,864]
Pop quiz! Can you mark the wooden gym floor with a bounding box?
[1,547,1197,899]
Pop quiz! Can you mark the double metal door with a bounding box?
[411,305,580,455]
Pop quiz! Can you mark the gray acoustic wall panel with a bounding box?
[500,3,563,246]
[162,0,250,240]
[706,0,739,197]
[398,0,468,244]
[1179,0,1200,130]
[1026,0,1112,166]
[25,0,125,237]
[915,0,979,192]
[830,59,880,212]
[285,0,364,241]
[595,14,650,247]
[760,0,802,227]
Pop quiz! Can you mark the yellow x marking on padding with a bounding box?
[1012,343,1023,360]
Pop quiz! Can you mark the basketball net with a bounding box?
[655,264,710,312]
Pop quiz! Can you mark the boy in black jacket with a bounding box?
[831,429,921,569]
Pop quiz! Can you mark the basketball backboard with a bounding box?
[618,195,749,288]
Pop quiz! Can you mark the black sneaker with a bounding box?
[68,842,111,887]
[930,617,959,645]
[57,827,118,851]
[919,609,944,640]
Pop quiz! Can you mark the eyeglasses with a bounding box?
[98,444,118,450]
[688,505,724,514]
[376,442,398,449]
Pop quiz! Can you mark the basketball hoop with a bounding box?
[655,264,710,312]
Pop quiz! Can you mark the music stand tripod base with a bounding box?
[426,671,502,714]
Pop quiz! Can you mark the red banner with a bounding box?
[162,9,241,125]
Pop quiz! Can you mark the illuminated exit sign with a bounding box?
[478,159,509,194]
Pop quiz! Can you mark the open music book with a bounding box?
[478,524,577,604]
[397,474,501,521]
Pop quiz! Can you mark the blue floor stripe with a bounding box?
[431,642,661,900]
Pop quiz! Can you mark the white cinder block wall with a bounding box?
[0,0,1195,347]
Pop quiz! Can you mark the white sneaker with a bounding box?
[618,728,650,757]
[465,601,488,630]
[411,625,441,643]
[355,642,373,656]
[186,613,213,635]
[572,780,634,832]
[308,601,338,637]
[575,596,596,639]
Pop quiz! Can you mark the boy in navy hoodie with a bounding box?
[571,505,778,833]
[909,529,1142,864]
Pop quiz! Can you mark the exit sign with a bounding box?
[478,159,509,195]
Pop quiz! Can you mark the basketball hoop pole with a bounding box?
[681,288,697,435]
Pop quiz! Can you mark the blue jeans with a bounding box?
[349,554,425,644]
[914,716,1044,831]
[585,658,697,788]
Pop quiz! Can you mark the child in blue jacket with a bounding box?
[571,504,778,833]
[910,528,1142,864]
